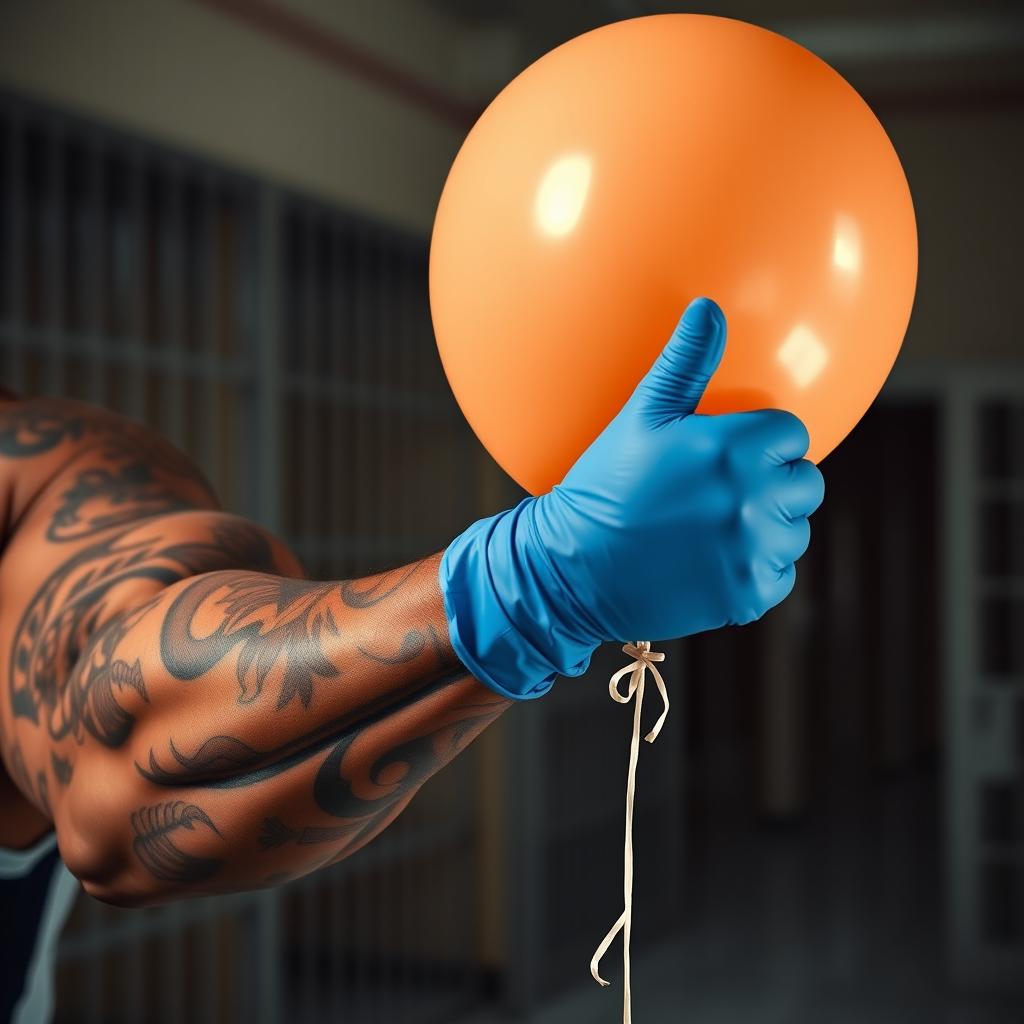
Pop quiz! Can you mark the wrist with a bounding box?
[439,497,598,700]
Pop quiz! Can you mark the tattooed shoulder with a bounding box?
[0,397,218,542]
[0,399,84,458]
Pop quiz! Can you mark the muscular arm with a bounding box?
[0,398,511,907]
[59,543,507,908]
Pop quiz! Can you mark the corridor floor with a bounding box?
[463,771,1022,1024]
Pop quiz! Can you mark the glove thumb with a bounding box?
[632,297,727,422]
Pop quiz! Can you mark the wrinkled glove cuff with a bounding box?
[439,498,595,700]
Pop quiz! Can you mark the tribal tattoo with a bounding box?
[0,403,83,457]
[48,460,192,543]
[51,751,73,786]
[0,398,216,541]
[8,522,281,744]
[159,573,341,711]
[130,802,224,884]
[258,816,362,850]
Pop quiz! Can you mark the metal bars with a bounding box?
[942,376,1024,989]
[886,362,1024,991]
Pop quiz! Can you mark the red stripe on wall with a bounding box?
[194,0,480,129]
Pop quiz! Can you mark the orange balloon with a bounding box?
[430,14,917,496]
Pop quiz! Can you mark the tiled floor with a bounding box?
[462,773,1023,1024]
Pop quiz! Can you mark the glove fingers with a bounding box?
[724,409,811,465]
[773,459,826,520]
[752,559,798,616]
[773,515,811,567]
[752,511,811,569]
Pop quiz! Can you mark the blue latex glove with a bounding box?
[440,297,826,700]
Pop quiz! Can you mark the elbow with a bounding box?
[60,814,234,909]
[79,876,163,911]
[60,821,224,910]
[56,820,149,908]
[55,762,221,909]
[54,765,147,906]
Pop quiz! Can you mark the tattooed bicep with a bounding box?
[8,511,304,753]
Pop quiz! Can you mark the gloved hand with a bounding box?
[440,297,825,700]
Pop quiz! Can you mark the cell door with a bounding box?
[944,371,1024,990]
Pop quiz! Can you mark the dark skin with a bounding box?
[0,392,512,907]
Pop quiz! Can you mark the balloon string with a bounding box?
[590,641,670,1024]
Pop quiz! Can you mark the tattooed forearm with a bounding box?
[131,802,224,884]
[357,623,449,664]
[310,680,503,821]
[137,665,505,859]
[138,734,266,786]
[249,680,510,863]
[258,816,361,850]
[121,553,507,900]
[159,573,341,710]
[339,562,424,608]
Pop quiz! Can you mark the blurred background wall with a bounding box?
[1,1,1023,1022]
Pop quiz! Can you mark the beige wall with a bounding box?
[0,0,471,235]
